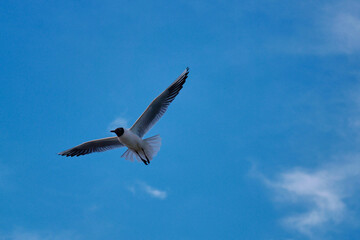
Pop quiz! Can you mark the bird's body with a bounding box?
[117,128,143,151]
[112,128,161,165]
[59,67,189,165]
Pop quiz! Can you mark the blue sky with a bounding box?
[1,0,360,239]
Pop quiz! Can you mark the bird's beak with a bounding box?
[110,130,115,133]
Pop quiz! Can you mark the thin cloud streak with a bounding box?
[127,181,167,200]
[108,117,128,131]
[0,229,81,240]
[141,183,167,200]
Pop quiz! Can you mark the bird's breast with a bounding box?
[118,130,143,150]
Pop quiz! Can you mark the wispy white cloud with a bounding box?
[141,183,167,200]
[108,117,128,131]
[320,1,360,54]
[0,229,80,240]
[255,157,360,237]
[329,11,360,54]
[250,64,360,238]
[127,181,167,200]
[274,0,360,55]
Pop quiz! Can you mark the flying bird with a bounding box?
[58,67,189,165]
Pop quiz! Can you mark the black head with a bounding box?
[110,127,124,137]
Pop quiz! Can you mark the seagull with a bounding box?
[58,67,189,165]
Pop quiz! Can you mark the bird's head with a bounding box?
[110,127,124,137]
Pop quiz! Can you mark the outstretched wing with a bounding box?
[130,67,189,138]
[58,137,124,157]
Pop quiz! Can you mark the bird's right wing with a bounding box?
[130,67,189,138]
[58,137,124,157]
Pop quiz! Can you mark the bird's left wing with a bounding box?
[58,137,123,157]
[130,67,189,138]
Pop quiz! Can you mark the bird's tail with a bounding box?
[121,135,162,162]
[142,135,162,161]
[121,148,137,162]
